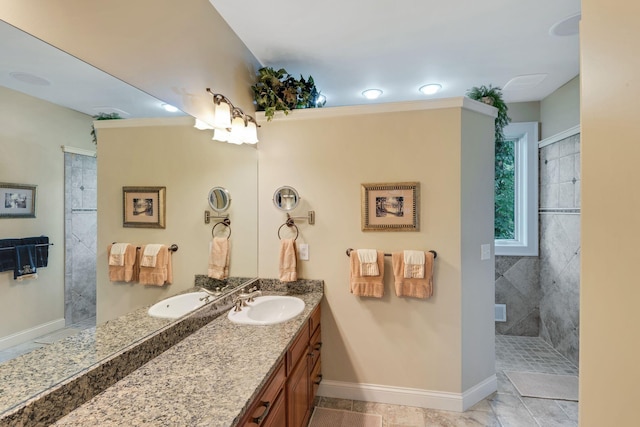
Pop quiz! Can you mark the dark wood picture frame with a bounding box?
[123,186,166,228]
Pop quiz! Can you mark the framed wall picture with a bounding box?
[361,182,419,231]
[0,183,36,218]
[123,186,166,228]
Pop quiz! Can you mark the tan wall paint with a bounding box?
[0,86,94,337]
[460,109,495,390]
[258,103,494,393]
[0,0,260,124]
[580,2,640,425]
[506,101,541,123]
[96,119,257,323]
[540,76,580,139]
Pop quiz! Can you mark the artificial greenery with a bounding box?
[251,67,325,121]
[466,85,514,239]
[90,112,123,145]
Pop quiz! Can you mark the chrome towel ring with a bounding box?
[278,217,299,240]
[212,218,231,240]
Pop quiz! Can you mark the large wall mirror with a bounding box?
[0,20,258,416]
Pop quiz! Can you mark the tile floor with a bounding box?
[314,335,579,427]
[0,317,96,364]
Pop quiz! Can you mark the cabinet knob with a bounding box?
[251,400,271,425]
[314,374,323,385]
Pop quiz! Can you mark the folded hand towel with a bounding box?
[109,243,130,266]
[14,245,38,280]
[140,244,163,267]
[138,245,172,286]
[279,239,297,282]
[208,237,230,280]
[350,250,385,298]
[392,251,435,299]
[357,249,380,276]
[403,250,425,279]
[107,244,139,283]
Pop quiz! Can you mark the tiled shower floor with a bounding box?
[315,335,579,427]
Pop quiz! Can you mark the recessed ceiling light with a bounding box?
[10,71,51,86]
[362,89,382,100]
[549,13,581,37]
[162,103,179,112]
[419,84,442,95]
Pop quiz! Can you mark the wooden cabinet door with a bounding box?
[287,353,310,427]
[260,389,286,427]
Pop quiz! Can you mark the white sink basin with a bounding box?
[148,291,209,319]
[228,295,305,325]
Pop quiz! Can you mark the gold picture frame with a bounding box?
[0,182,36,218]
[361,182,419,231]
[123,186,166,228]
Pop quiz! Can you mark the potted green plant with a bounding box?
[90,112,123,145]
[251,67,325,121]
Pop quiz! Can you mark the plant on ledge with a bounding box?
[467,85,514,239]
[90,112,123,145]
[251,67,325,121]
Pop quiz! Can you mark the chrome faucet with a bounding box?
[232,287,262,311]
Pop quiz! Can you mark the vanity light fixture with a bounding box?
[194,119,214,130]
[362,89,383,100]
[205,88,260,145]
[419,84,442,95]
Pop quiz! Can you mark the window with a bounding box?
[494,122,538,256]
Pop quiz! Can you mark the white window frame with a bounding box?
[495,122,539,256]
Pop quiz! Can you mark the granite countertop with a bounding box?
[52,281,323,426]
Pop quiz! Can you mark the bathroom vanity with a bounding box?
[46,280,323,426]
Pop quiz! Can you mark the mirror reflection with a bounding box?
[273,186,300,211]
[208,187,231,212]
[0,20,257,416]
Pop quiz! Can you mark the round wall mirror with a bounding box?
[273,186,300,211]
[208,187,231,212]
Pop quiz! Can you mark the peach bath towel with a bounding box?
[208,237,230,280]
[107,243,138,283]
[279,239,297,282]
[350,250,385,298]
[138,244,172,286]
[392,251,434,299]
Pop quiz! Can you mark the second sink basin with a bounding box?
[228,295,305,325]
[148,291,209,319]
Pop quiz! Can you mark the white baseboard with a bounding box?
[0,318,66,351]
[317,375,497,413]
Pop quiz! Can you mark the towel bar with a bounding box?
[0,242,53,251]
[111,243,179,252]
[345,247,437,259]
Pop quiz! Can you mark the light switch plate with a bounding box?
[298,243,309,260]
[481,244,491,261]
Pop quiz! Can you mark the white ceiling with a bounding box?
[1,1,580,119]
[208,0,581,106]
[0,20,186,119]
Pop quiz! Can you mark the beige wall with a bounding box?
[506,101,541,123]
[540,76,580,139]
[0,86,94,339]
[580,1,640,425]
[460,109,496,390]
[257,100,494,397]
[95,119,257,322]
[0,0,260,124]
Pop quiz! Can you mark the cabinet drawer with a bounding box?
[241,358,286,426]
[309,304,321,335]
[287,321,310,375]
[309,325,321,371]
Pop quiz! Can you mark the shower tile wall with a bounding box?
[495,256,540,336]
[64,153,97,326]
[539,133,580,365]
